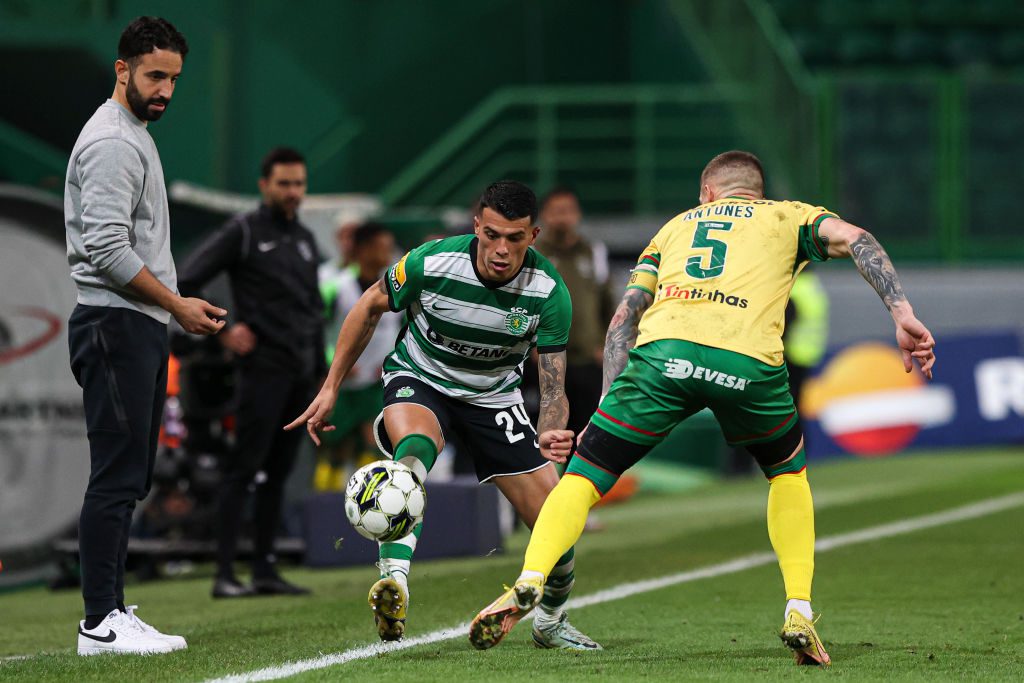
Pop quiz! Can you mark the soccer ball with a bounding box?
[345,460,426,542]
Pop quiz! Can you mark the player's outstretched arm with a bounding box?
[537,350,572,463]
[818,217,936,379]
[284,279,390,443]
[602,288,654,394]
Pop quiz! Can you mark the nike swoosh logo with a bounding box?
[257,241,277,252]
[78,627,117,643]
[431,303,456,312]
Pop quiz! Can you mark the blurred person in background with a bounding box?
[534,187,616,435]
[318,219,360,283]
[66,16,224,655]
[314,221,402,489]
[783,270,829,408]
[177,147,324,598]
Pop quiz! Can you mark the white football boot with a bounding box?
[125,605,188,651]
[77,609,176,656]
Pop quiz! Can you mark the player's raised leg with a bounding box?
[470,424,647,650]
[492,464,600,650]
[368,400,443,641]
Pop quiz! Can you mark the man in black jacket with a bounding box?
[178,147,324,597]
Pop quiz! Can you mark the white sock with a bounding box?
[379,559,410,594]
[534,603,563,627]
[398,455,428,483]
[786,598,813,621]
[517,570,544,583]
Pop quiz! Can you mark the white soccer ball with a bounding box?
[344,460,426,542]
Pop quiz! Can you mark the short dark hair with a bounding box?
[118,17,189,64]
[353,221,390,250]
[700,150,765,193]
[260,147,306,179]
[540,185,579,209]
[477,180,538,223]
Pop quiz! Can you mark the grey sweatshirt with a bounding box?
[64,99,177,324]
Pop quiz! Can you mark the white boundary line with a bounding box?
[204,491,1023,682]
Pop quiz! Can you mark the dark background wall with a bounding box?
[0,0,704,194]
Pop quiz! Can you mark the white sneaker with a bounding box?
[125,605,187,651]
[77,609,176,656]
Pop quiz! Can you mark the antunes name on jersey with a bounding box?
[630,198,838,366]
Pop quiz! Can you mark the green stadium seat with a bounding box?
[838,31,890,65]
[944,30,990,67]
[996,31,1024,66]
[766,0,1024,67]
[890,29,944,65]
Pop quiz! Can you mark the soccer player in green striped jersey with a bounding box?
[288,181,600,650]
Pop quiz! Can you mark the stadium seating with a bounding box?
[766,0,1024,67]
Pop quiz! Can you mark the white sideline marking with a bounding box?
[207,491,1024,683]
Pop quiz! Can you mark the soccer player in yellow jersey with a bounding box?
[469,151,936,665]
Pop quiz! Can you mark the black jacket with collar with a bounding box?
[178,204,326,378]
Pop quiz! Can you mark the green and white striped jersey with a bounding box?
[383,234,572,408]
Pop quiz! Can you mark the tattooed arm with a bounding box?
[818,217,936,378]
[535,351,574,463]
[602,288,655,394]
[537,351,570,434]
[285,279,390,442]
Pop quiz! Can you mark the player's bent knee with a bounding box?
[743,421,806,479]
[383,403,443,451]
[567,424,650,496]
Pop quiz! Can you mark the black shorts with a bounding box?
[373,376,548,482]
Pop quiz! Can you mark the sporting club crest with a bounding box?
[504,307,529,336]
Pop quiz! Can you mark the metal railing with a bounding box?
[379,84,752,213]
[668,0,820,200]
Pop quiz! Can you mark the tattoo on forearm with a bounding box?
[377,278,388,295]
[602,289,654,394]
[537,351,569,433]
[849,232,907,311]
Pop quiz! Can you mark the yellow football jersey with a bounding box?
[627,197,837,366]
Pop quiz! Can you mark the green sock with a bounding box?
[379,434,434,575]
[379,522,423,578]
[393,433,437,482]
[539,547,575,616]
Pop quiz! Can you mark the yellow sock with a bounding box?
[522,475,600,579]
[767,468,815,601]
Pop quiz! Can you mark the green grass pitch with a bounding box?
[2,447,1023,681]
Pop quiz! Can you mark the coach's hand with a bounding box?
[173,296,226,335]
[539,429,574,464]
[284,389,337,446]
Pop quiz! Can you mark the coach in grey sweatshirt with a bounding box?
[65,16,224,657]
[65,99,177,322]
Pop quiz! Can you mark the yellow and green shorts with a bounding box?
[571,339,805,491]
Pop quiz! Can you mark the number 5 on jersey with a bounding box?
[685,221,733,280]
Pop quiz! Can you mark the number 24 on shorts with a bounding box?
[495,405,537,445]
